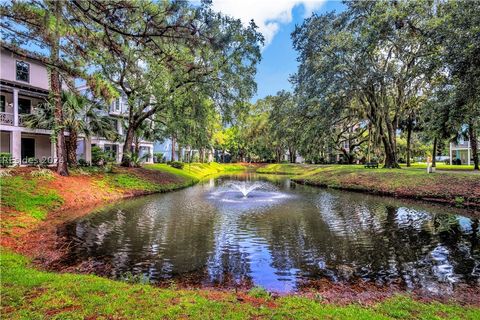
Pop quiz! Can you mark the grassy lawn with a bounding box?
[256,163,319,175]
[257,164,480,207]
[146,162,245,181]
[0,173,63,220]
[2,250,478,320]
[401,163,476,171]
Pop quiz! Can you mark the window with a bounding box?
[18,98,31,114]
[16,61,30,82]
[0,95,5,113]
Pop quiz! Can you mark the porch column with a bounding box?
[116,143,122,163]
[50,140,57,164]
[85,137,92,164]
[449,143,453,165]
[467,141,471,165]
[11,130,21,165]
[13,89,19,126]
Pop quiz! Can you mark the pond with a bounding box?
[63,173,480,293]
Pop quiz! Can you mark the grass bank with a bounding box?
[145,162,245,181]
[0,163,245,250]
[257,164,480,208]
[2,251,478,320]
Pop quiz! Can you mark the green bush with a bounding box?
[169,161,184,169]
[91,146,113,166]
[153,152,164,163]
[30,168,54,180]
[0,152,12,168]
[78,158,90,167]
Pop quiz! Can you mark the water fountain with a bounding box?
[206,180,290,209]
[230,182,263,197]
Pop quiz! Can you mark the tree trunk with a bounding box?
[177,144,182,162]
[171,135,175,161]
[469,123,479,170]
[121,125,135,166]
[66,128,78,166]
[382,136,399,168]
[406,119,412,167]
[51,0,68,176]
[199,148,205,163]
[432,137,437,168]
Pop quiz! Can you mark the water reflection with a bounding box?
[63,174,480,292]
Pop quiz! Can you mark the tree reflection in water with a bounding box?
[63,174,480,293]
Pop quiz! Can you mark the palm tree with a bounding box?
[24,91,118,166]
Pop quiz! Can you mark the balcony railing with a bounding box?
[452,141,470,149]
[18,114,30,127]
[0,112,14,125]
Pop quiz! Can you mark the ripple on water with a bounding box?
[62,175,480,293]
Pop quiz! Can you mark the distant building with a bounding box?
[76,85,154,164]
[449,140,479,165]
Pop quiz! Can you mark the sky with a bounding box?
[208,0,346,101]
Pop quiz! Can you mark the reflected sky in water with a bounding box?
[63,173,480,292]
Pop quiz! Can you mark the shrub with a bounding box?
[0,153,12,168]
[78,158,90,167]
[91,146,109,166]
[30,168,54,180]
[0,169,12,177]
[169,161,184,169]
[153,152,164,163]
[248,286,270,299]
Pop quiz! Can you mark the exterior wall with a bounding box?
[22,133,52,161]
[0,131,10,152]
[450,141,479,165]
[1,49,49,90]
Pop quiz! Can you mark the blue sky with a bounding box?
[253,1,346,100]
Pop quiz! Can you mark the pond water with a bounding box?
[63,173,480,293]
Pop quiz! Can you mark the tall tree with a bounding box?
[68,1,262,166]
[292,1,437,168]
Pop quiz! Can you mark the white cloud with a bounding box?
[209,0,326,48]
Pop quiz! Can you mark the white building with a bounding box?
[76,85,154,164]
[0,46,153,165]
[449,140,479,165]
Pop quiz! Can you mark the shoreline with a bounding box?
[257,164,480,211]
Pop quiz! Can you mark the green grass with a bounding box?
[99,173,159,192]
[0,175,63,220]
[401,163,476,171]
[2,250,478,319]
[146,162,245,181]
[256,163,319,175]
[257,164,480,206]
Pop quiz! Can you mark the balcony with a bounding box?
[451,141,470,149]
[0,112,14,125]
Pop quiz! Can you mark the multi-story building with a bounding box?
[0,46,153,165]
[0,46,56,164]
[449,139,479,165]
[76,85,154,164]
